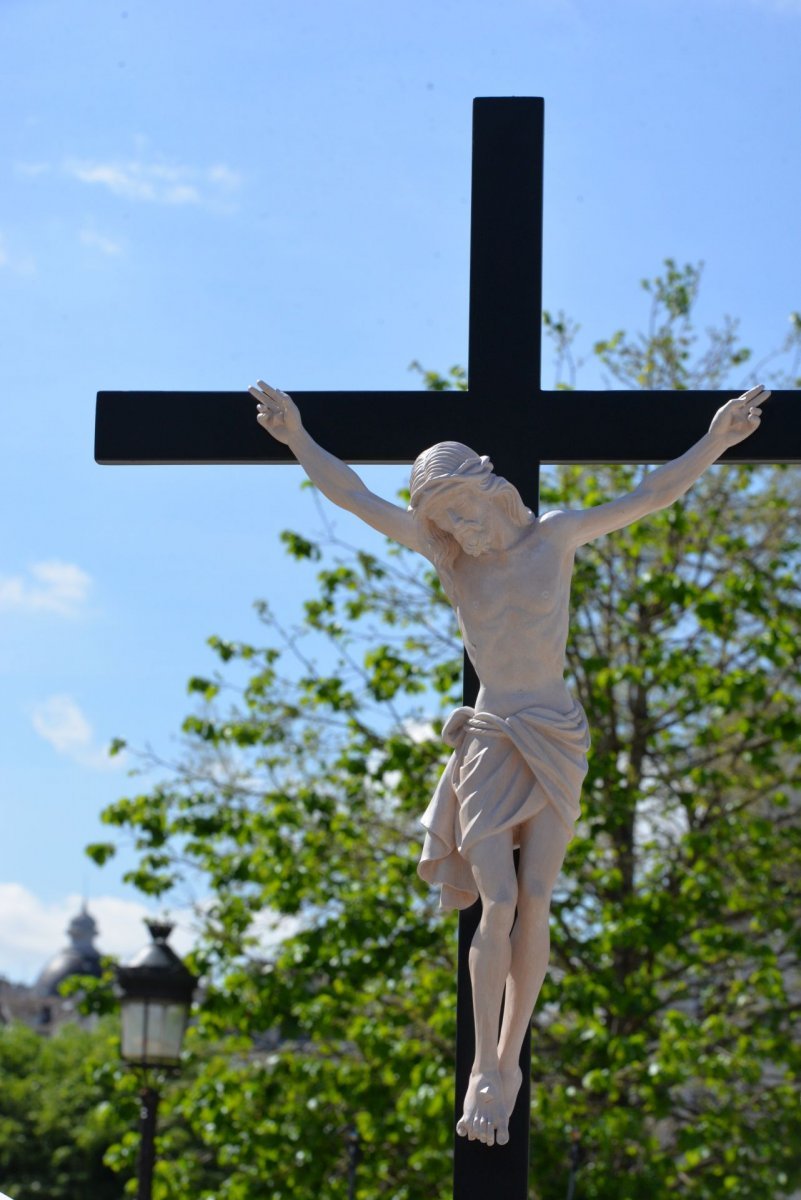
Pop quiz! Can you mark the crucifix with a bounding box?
[96,98,799,1199]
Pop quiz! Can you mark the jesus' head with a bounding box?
[408,441,533,563]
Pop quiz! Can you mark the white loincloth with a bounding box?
[417,702,590,910]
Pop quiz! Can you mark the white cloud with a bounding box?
[208,163,242,191]
[249,907,302,953]
[30,694,123,772]
[64,156,242,209]
[0,232,36,276]
[0,885,296,988]
[14,161,50,178]
[164,183,201,205]
[403,717,437,743]
[80,228,123,256]
[0,885,196,986]
[0,560,91,617]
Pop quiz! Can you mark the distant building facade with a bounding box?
[0,903,104,1031]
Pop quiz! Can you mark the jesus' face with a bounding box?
[424,483,504,557]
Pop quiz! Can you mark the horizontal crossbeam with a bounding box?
[96,388,801,466]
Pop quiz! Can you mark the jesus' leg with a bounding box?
[456,828,517,1147]
[496,804,571,1118]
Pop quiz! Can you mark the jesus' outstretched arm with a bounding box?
[249,380,423,553]
[550,385,770,547]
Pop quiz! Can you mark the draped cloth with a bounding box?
[417,702,590,910]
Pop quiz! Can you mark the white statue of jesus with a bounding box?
[249,379,768,1148]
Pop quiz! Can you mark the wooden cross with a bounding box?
[95,98,800,1199]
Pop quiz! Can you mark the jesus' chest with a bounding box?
[450,536,572,633]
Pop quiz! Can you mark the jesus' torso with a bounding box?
[436,513,577,719]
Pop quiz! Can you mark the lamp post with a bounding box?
[345,1124,360,1200]
[565,1130,583,1200]
[117,920,197,1200]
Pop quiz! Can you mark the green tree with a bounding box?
[89,261,801,1199]
[0,1018,134,1200]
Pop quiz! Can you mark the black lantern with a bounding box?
[117,919,197,1068]
[117,920,197,1200]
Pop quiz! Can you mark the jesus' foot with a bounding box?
[500,1064,523,1119]
[456,1070,510,1147]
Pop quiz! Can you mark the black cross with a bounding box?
[95,98,800,1199]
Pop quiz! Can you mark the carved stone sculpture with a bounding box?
[249,379,768,1146]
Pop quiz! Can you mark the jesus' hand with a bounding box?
[249,381,302,445]
[709,384,770,448]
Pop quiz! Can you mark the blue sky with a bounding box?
[1,0,799,982]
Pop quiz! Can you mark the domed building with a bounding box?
[35,904,104,997]
[0,903,106,1032]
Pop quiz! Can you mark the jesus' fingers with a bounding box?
[249,384,284,415]
[256,380,291,405]
[739,384,770,406]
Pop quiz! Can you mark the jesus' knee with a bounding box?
[478,891,517,941]
[516,876,552,932]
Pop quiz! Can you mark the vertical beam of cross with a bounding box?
[453,97,543,1199]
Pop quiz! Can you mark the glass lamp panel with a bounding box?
[121,999,188,1065]
[143,1000,188,1063]
[120,999,147,1062]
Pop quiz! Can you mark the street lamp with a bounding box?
[117,920,197,1200]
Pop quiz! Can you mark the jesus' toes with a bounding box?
[456,1071,510,1146]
